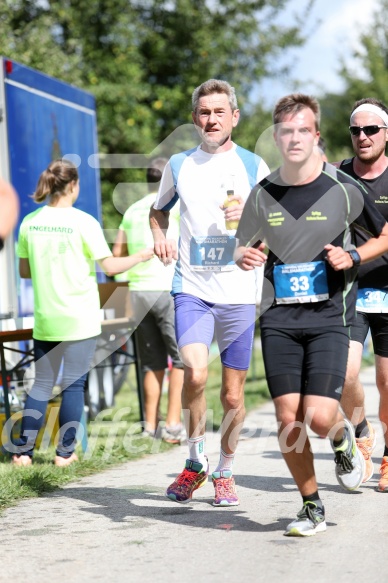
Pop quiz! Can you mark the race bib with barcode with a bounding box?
[189,235,236,272]
[273,261,329,304]
[356,288,388,313]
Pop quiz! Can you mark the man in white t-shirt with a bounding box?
[150,79,269,506]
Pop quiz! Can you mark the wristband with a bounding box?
[348,249,361,267]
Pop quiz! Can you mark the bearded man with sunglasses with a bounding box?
[339,98,388,493]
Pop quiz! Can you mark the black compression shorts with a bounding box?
[351,311,388,357]
[261,326,350,401]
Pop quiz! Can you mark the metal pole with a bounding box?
[132,329,144,424]
[0,342,12,441]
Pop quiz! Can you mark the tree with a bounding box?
[0,0,315,227]
[320,0,388,159]
[0,2,83,83]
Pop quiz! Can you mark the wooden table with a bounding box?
[0,318,144,447]
[0,325,34,433]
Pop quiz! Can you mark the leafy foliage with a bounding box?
[320,0,388,160]
[0,0,313,227]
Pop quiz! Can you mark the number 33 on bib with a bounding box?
[273,261,329,304]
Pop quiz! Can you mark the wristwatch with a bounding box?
[347,249,361,267]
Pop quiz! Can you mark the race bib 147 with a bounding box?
[190,235,236,272]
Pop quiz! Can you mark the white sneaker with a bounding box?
[162,423,186,444]
[332,418,365,491]
[285,502,326,537]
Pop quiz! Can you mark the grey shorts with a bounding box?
[131,291,183,372]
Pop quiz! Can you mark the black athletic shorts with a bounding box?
[260,326,350,401]
[351,311,388,357]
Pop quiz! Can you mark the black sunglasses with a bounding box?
[349,125,388,137]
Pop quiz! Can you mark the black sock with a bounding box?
[384,446,388,458]
[355,418,368,439]
[302,491,322,507]
[333,432,346,448]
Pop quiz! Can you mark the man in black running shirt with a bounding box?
[339,98,388,493]
[235,94,388,537]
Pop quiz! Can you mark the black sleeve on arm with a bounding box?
[353,194,386,238]
[236,184,263,248]
[338,170,386,237]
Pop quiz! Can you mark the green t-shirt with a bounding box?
[17,206,112,341]
[119,192,179,291]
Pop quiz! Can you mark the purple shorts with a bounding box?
[174,293,256,370]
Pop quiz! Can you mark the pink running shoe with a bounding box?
[166,458,208,503]
[212,470,239,506]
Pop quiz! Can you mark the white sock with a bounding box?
[187,435,206,466]
[214,449,235,473]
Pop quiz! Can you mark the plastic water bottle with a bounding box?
[224,190,239,230]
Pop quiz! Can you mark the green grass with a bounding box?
[0,340,269,512]
[362,353,375,368]
[0,339,375,513]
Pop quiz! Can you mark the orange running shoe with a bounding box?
[377,456,388,493]
[356,421,377,483]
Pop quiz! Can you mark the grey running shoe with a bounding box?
[162,423,187,444]
[332,418,365,491]
[141,429,157,439]
[285,502,326,537]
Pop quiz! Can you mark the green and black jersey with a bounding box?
[236,162,386,330]
[340,158,388,291]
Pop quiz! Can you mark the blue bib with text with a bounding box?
[274,261,329,304]
[190,235,235,272]
[356,288,388,313]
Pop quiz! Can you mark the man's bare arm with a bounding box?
[149,207,177,265]
[234,242,267,271]
[325,223,388,270]
[0,178,19,241]
[112,229,128,258]
[19,258,31,278]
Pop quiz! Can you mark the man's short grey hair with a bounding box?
[192,79,238,112]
